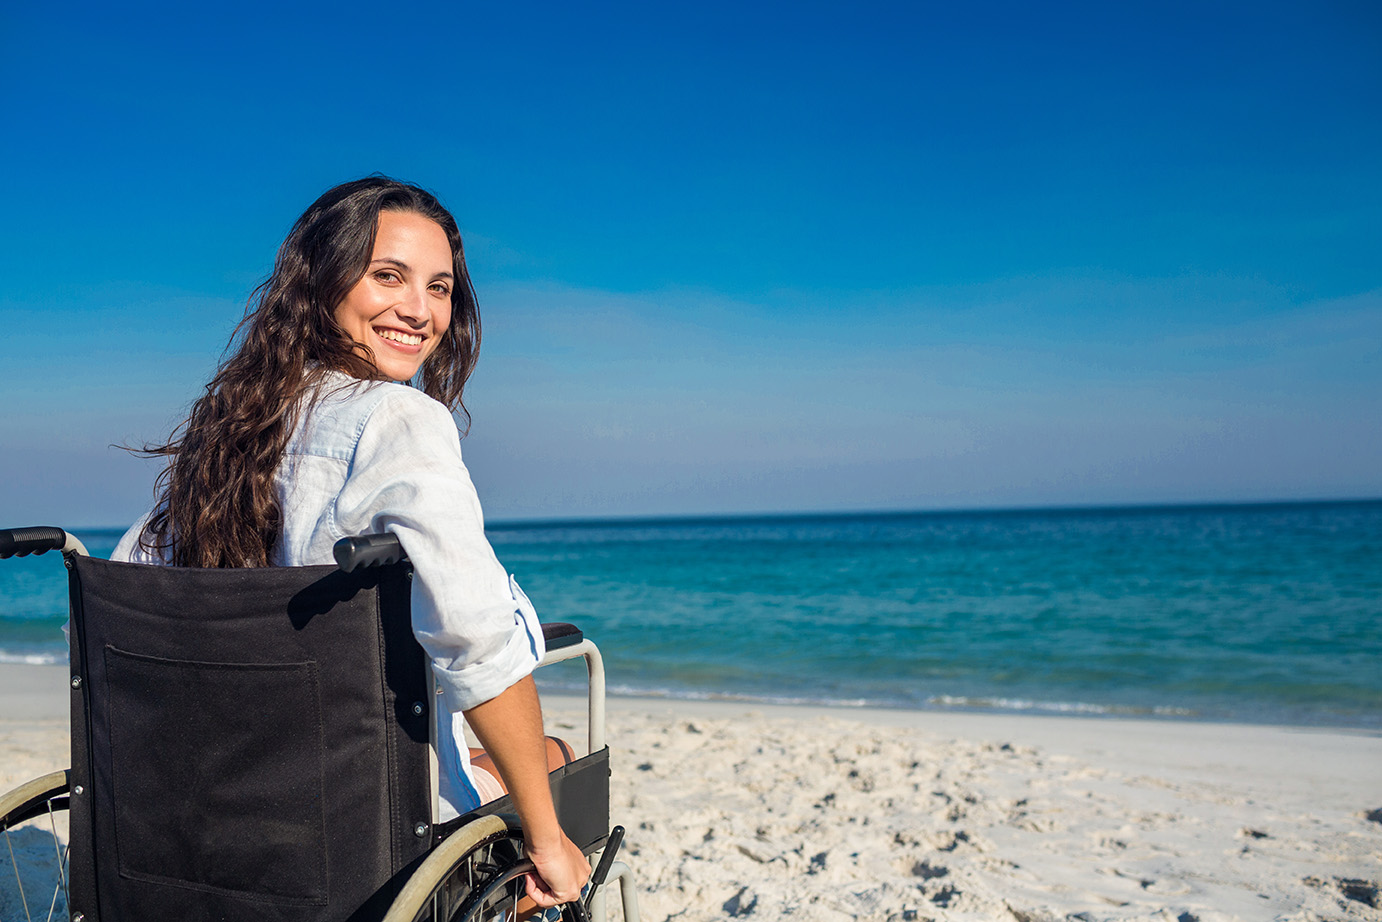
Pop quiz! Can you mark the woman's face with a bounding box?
[334,210,454,382]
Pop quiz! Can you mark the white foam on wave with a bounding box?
[537,676,875,710]
[0,649,64,666]
[928,694,1196,718]
[539,676,1200,720]
[604,683,874,709]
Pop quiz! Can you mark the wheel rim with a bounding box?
[1,772,71,922]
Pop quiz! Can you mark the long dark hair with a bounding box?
[139,176,481,567]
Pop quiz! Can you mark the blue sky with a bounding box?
[2,0,1378,525]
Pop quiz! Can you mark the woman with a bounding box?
[112,176,589,910]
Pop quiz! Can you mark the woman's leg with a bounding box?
[469,735,574,791]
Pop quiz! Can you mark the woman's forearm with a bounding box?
[463,676,590,908]
[463,675,565,847]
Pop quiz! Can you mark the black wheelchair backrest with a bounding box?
[65,554,431,922]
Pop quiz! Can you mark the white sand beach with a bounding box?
[3,663,1380,921]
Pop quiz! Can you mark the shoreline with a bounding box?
[9,660,1380,736]
[5,663,1380,919]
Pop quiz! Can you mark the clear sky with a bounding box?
[2,0,1378,526]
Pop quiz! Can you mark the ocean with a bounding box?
[3,500,1379,729]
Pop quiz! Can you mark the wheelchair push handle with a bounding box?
[0,526,88,559]
[333,532,408,572]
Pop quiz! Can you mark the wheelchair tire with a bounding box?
[0,770,71,922]
[384,813,533,922]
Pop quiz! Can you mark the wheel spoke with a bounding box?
[5,825,34,922]
[1,778,69,922]
[46,800,68,922]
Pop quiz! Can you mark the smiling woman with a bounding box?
[130,177,480,569]
[112,176,591,910]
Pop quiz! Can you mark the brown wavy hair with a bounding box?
[138,176,481,567]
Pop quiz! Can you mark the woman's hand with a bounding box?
[523,829,591,907]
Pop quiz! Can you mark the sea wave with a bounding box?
[544,682,867,713]
[537,677,1202,719]
[0,649,65,666]
[927,694,1197,718]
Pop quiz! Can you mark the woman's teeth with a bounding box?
[376,328,423,346]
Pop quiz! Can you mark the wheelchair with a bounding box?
[0,526,641,922]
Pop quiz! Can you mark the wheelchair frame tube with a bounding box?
[428,665,441,823]
[539,639,606,753]
[428,638,605,822]
[602,862,640,922]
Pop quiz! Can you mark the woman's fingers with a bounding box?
[524,833,591,906]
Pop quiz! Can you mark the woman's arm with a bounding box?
[339,387,547,715]
[463,675,590,907]
[338,386,586,901]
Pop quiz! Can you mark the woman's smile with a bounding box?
[376,328,425,347]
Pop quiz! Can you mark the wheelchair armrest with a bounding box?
[542,622,584,651]
[334,533,408,572]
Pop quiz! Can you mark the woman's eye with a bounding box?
[430,283,451,296]
[375,270,401,283]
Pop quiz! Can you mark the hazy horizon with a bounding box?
[43,495,1382,536]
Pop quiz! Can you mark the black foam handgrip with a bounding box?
[332,533,407,572]
[0,526,68,559]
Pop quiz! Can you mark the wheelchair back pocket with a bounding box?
[105,645,328,906]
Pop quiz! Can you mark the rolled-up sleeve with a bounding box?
[334,390,545,713]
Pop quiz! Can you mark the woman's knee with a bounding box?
[469,736,574,793]
[545,735,575,770]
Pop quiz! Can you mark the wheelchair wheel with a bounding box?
[0,770,70,922]
[385,813,534,922]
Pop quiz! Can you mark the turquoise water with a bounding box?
[3,501,1380,728]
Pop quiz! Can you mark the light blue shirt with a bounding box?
[114,370,545,818]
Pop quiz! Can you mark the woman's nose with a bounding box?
[394,286,428,323]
